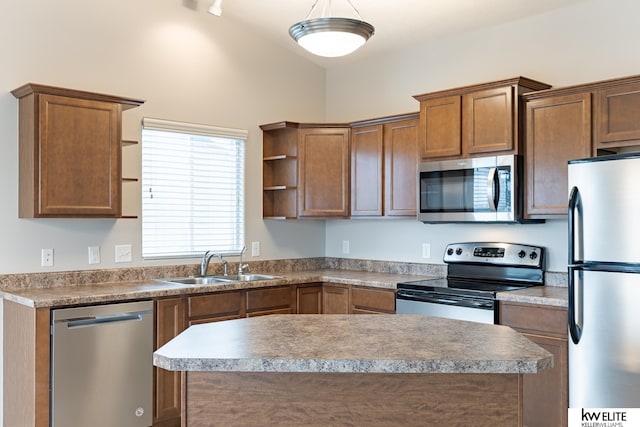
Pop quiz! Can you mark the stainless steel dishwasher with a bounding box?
[51,300,153,427]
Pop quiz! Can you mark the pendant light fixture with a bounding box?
[289,0,375,58]
[207,0,222,16]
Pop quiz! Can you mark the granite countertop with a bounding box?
[497,285,568,307]
[153,314,552,375]
[0,269,436,308]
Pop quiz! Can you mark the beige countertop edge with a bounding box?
[152,314,553,375]
[496,286,568,308]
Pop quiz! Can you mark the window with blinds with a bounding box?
[141,118,247,259]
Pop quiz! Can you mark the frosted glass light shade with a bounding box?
[289,17,374,58]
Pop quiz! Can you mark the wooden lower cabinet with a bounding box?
[295,283,323,314]
[499,301,568,427]
[246,285,293,317]
[322,283,351,314]
[351,286,396,314]
[154,297,186,427]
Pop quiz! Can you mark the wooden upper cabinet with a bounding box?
[351,124,384,216]
[11,83,144,218]
[597,79,640,150]
[462,86,514,154]
[417,95,461,158]
[383,117,419,216]
[298,127,350,218]
[350,115,419,218]
[414,77,551,160]
[524,91,592,218]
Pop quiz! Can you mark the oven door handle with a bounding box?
[397,290,493,310]
[486,167,499,211]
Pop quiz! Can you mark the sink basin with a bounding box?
[212,274,280,282]
[162,276,235,286]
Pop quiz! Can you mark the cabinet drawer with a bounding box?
[499,302,567,338]
[351,286,396,313]
[187,291,243,319]
[246,286,292,313]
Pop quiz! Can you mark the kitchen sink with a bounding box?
[162,276,235,286]
[212,274,280,282]
[162,274,279,286]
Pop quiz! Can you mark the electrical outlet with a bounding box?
[342,240,350,254]
[41,248,54,267]
[251,241,260,257]
[422,243,431,259]
[115,244,132,263]
[88,246,101,264]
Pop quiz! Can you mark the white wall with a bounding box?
[324,0,640,273]
[0,0,328,275]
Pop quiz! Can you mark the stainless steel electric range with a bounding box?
[396,242,545,324]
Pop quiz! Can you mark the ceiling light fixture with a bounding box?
[207,0,222,16]
[289,0,375,58]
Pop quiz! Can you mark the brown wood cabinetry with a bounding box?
[414,77,551,160]
[260,122,350,219]
[298,127,351,218]
[350,114,419,217]
[246,285,293,317]
[597,78,640,151]
[322,283,351,314]
[154,297,186,427]
[351,286,396,314]
[295,283,323,314]
[187,291,245,324]
[499,302,568,427]
[524,92,592,218]
[11,83,144,218]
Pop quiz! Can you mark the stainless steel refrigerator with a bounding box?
[568,153,640,408]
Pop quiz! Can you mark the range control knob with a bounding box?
[518,250,526,258]
[529,251,538,260]
[447,248,454,256]
[455,247,463,255]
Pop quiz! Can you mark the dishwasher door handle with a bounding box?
[62,310,152,329]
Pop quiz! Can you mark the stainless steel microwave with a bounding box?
[418,154,525,223]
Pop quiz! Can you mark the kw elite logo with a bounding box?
[580,409,627,427]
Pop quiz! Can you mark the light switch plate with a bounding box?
[41,248,54,267]
[342,240,350,254]
[251,241,260,257]
[115,244,132,263]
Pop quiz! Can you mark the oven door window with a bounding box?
[420,166,511,213]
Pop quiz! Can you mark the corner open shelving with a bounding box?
[260,122,300,220]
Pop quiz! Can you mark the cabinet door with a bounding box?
[418,95,461,158]
[597,81,640,150]
[246,286,292,316]
[351,286,396,314]
[322,284,351,314]
[351,125,383,216]
[34,94,122,217]
[521,333,568,427]
[296,284,323,314]
[525,93,592,217]
[463,86,514,154]
[187,291,244,321]
[384,118,419,216]
[499,302,568,427]
[298,127,350,217]
[155,297,185,426]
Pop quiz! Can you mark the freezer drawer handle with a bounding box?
[62,310,152,329]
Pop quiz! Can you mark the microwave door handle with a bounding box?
[486,167,498,211]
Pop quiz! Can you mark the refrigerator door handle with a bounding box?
[568,186,582,266]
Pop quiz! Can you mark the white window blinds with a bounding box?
[141,118,247,259]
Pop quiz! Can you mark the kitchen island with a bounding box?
[154,314,552,427]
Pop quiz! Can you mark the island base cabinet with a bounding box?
[183,371,523,426]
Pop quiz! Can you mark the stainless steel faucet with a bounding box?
[237,245,248,275]
[200,251,227,276]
